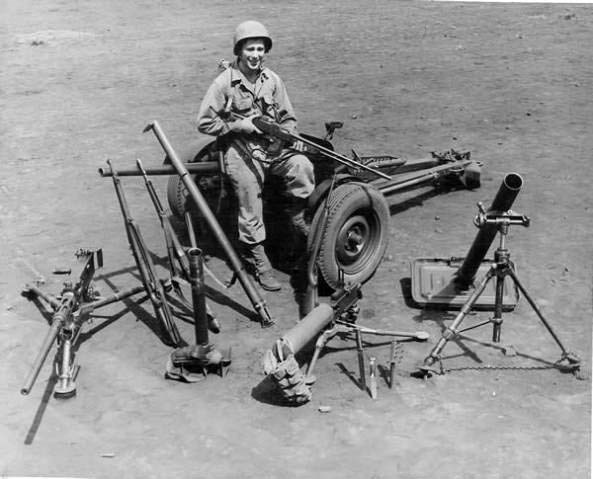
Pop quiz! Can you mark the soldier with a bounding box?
[197,20,315,292]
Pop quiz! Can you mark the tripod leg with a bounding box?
[389,340,397,389]
[506,268,568,354]
[305,326,339,384]
[506,268,582,375]
[421,265,497,371]
[355,328,366,391]
[492,265,506,343]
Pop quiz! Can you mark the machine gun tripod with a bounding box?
[419,205,582,378]
[303,283,430,399]
[263,277,429,404]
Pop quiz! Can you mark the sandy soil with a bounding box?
[1,1,591,478]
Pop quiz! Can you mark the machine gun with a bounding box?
[262,284,362,404]
[20,249,145,398]
[263,283,428,404]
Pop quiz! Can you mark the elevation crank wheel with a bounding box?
[308,182,389,289]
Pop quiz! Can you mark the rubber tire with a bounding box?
[308,182,389,289]
[166,138,218,219]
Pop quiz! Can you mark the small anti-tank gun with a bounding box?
[161,112,482,291]
[102,115,482,293]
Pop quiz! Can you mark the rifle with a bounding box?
[137,158,192,280]
[211,104,390,180]
[107,159,183,346]
[135,158,222,334]
[250,116,390,180]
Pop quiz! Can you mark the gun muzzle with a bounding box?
[455,173,523,289]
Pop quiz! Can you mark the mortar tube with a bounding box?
[188,248,209,346]
[455,173,523,289]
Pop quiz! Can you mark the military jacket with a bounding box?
[197,62,298,140]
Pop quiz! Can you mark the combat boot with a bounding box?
[241,242,282,292]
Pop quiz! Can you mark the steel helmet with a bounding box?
[233,20,272,55]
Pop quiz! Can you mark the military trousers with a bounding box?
[223,144,315,245]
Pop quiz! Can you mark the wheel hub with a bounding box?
[336,215,370,266]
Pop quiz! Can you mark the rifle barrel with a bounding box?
[295,134,391,180]
[108,160,182,345]
[137,159,164,211]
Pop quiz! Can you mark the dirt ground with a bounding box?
[1,1,591,478]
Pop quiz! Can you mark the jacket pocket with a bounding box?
[232,97,253,113]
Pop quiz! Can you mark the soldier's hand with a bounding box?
[231,116,263,135]
[291,140,306,152]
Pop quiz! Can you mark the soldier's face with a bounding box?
[239,39,266,73]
